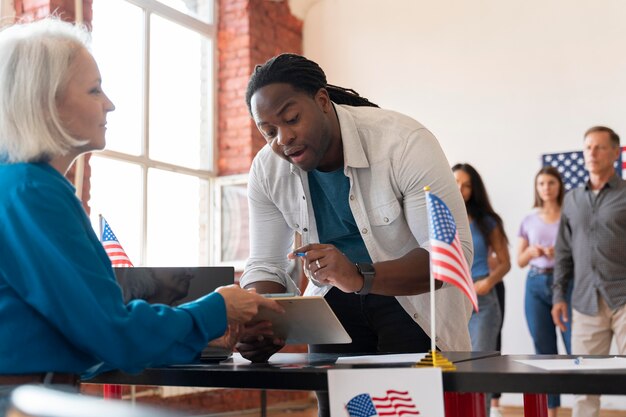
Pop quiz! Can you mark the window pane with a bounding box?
[220,183,249,263]
[91,0,143,156]
[157,0,213,24]
[147,169,209,266]
[89,157,143,265]
[149,14,213,170]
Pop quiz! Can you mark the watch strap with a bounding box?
[355,262,375,295]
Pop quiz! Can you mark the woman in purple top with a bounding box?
[517,166,571,417]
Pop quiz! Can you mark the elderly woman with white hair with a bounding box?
[0,18,282,414]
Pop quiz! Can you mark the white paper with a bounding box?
[516,357,626,371]
[336,352,428,364]
[328,368,444,417]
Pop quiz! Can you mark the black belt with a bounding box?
[530,266,554,274]
[0,372,79,387]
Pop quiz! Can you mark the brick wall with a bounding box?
[217,0,303,175]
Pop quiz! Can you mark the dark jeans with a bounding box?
[310,288,431,417]
[525,269,572,409]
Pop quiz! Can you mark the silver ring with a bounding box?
[315,259,321,269]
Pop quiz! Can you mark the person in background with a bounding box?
[518,166,570,417]
[552,126,626,417]
[237,53,473,417]
[0,18,282,416]
[453,163,510,417]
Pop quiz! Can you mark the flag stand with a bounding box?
[414,350,456,371]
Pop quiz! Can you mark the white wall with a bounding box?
[301,0,626,409]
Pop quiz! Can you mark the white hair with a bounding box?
[0,18,92,162]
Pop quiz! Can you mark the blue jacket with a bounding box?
[0,162,226,378]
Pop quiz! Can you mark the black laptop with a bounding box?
[114,266,235,361]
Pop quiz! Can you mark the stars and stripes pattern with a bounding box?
[425,190,478,312]
[541,146,626,191]
[346,390,420,417]
[100,215,133,267]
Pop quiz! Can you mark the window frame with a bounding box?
[91,0,217,266]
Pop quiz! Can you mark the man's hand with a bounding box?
[551,301,569,332]
[289,243,363,293]
[236,321,285,363]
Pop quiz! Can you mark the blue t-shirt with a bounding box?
[0,162,227,377]
[469,217,497,280]
[308,169,371,263]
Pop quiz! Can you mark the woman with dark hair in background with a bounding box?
[453,163,510,417]
[518,166,571,417]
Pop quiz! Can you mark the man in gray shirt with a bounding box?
[552,126,626,417]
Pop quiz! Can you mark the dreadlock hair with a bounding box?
[245,53,379,114]
[452,163,509,246]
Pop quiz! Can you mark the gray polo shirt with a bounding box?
[553,175,626,315]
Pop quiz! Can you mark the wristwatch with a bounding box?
[355,262,376,295]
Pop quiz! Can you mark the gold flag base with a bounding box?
[414,350,456,371]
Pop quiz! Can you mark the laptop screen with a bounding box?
[113,267,234,306]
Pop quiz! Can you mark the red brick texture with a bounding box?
[217,0,303,175]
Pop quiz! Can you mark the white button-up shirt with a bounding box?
[240,104,473,351]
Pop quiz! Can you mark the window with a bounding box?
[0,0,15,24]
[89,0,216,267]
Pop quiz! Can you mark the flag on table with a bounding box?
[542,146,626,191]
[346,390,420,417]
[99,215,133,267]
[425,190,478,312]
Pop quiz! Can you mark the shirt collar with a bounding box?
[334,103,370,169]
[585,173,621,190]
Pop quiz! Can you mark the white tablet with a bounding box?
[253,296,352,345]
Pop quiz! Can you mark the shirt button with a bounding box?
[361,228,368,234]
[303,228,308,232]
[413,313,418,319]
[302,195,306,200]
[294,224,299,229]
[383,217,389,223]
[350,195,355,200]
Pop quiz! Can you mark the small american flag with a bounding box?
[425,190,478,312]
[99,215,133,267]
[346,390,420,417]
[542,147,626,191]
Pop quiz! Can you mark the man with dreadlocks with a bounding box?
[237,53,472,415]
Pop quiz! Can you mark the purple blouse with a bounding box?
[518,211,560,269]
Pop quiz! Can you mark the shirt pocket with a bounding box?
[366,198,413,254]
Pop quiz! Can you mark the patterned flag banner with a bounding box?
[328,368,444,417]
[100,215,133,267]
[346,390,420,417]
[542,146,626,191]
[425,191,478,312]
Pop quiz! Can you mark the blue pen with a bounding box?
[295,252,307,257]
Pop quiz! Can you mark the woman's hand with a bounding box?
[216,285,285,324]
[209,323,242,350]
[473,278,493,296]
